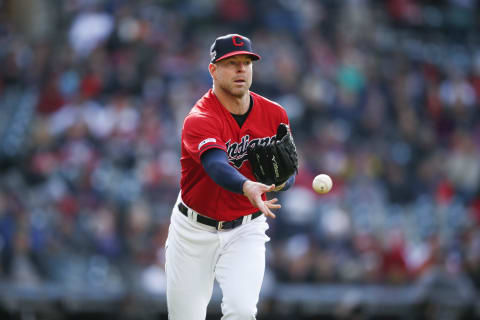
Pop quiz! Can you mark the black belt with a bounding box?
[178,202,262,231]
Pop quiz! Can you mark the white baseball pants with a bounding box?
[165,196,270,320]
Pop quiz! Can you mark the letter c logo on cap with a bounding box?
[232,36,244,47]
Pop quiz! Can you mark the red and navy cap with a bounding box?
[210,34,261,63]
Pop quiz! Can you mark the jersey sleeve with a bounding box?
[182,112,226,163]
[279,104,290,126]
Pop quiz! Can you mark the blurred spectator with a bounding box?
[0,0,479,303]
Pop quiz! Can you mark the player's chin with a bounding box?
[230,86,249,97]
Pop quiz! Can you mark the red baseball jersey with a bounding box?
[180,89,289,221]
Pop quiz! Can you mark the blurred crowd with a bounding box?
[0,0,480,297]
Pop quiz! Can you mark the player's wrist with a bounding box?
[242,179,252,195]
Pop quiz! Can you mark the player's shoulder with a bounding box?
[251,91,284,109]
[187,90,217,117]
[250,91,287,115]
[184,90,221,128]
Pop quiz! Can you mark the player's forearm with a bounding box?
[201,148,247,194]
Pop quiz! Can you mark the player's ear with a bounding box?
[208,63,216,78]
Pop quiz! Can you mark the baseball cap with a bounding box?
[210,34,261,63]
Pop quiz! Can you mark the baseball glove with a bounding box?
[247,123,298,186]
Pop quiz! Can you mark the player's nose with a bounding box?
[236,62,247,72]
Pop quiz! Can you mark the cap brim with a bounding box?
[214,51,261,62]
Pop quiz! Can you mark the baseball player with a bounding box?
[165,34,297,320]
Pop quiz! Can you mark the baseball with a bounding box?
[312,174,333,194]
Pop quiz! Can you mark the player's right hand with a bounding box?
[242,180,281,218]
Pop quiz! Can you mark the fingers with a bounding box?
[265,198,281,209]
[255,195,270,217]
[254,194,276,219]
[266,198,278,204]
[260,202,276,219]
[243,181,281,219]
[258,198,280,219]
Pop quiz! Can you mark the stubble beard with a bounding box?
[220,82,250,99]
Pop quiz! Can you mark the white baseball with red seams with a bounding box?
[312,174,333,194]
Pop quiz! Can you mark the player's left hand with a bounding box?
[242,180,281,218]
[247,123,298,186]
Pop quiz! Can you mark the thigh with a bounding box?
[165,209,219,320]
[215,218,270,319]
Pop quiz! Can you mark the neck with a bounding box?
[213,86,250,115]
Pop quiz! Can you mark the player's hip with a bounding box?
[170,192,269,236]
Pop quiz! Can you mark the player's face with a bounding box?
[211,55,253,98]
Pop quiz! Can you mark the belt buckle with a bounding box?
[217,221,225,231]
